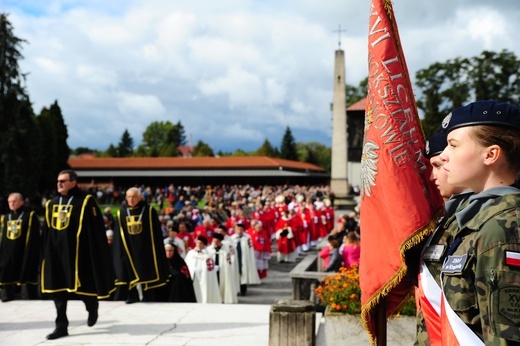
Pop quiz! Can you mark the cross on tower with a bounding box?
[333,25,348,49]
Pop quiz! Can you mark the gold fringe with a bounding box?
[360,210,441,345]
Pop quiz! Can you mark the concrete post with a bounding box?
[269,300,316,346]
[330,49,353,208]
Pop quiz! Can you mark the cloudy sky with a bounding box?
[3,0,520,152]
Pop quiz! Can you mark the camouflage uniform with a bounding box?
[441,189,520,344]
[415,192,472,346]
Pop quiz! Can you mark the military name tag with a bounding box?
[422,244,445,261]
[441,254,468,274]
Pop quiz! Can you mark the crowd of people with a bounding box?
[0,176,360,339]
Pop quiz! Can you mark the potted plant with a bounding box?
[315,265,416,345]
[315,266,365,345]
[315,265,361,315]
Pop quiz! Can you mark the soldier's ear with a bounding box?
[483,144,501,166]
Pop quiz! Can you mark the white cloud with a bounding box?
[4,0,520,152]
[116,92,166,119]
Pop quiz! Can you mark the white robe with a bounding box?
[222,238,241,295]
[230,233,261,286]
[184,248,222,304]
[207,245,238,304]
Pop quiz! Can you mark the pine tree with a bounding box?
[117,129,134,157]
[255,139,278,157]
[0,13,42,195]
[37,106,58,191]
[2,99,42,196]
[279,126,298,160]
[48,101,69,171]
[176,120,187,146]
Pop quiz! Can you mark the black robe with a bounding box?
[41,187,115,298]
[112,201,170,290]
[0,207,41,285]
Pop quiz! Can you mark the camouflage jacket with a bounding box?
[415,192,472,346]
[441,191,520,345]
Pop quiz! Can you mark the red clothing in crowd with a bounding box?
[193,224,215,243]
[178,230,195,251]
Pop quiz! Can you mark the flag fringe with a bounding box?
[360,210,442,345]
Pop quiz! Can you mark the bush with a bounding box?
[315,266,361,314]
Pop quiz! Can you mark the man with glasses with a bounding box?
[41,170,115,340]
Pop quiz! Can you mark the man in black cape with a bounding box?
[41,170,115,340]
[0,192,40,301]
[112,187,170,303]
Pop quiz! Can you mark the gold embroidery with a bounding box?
[6,220,22,240]
[126,215,142,235]
[51,205,73,230]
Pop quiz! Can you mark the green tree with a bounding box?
[346,77,368,106]
[231,149,249,157]
[255,139,278,157]
[48,101,69,171]
[296,141,331,171]
[469,50,520,104]
[37,106,58,190]
[2,100,42,196]
[136,120,184,157]
[117,129,134,157]
[36,101,70,192]
[416,49,520,139]
[192,140,214,157]
[279,126,298,160]
[176,120,187,146]
[71,147,98,156]
[0,13,43,195]
[105,144,118,157]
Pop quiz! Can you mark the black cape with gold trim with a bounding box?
[112,201,170,290]
[0,207,41,285]
[41,187,115,297]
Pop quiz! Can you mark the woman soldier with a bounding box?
[438,100,520,344]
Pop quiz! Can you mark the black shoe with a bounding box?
[1,296,14,303]
[87,310,98,327]
[46,329,68,340]
[87,300,99,327]
[125,298,138,304]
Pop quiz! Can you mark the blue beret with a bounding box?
[441,100,520,133]
[425,131,447,159]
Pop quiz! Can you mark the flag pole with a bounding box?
[375,297,387,346]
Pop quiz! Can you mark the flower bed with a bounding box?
[315,265,416,316]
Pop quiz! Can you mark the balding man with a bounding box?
[0,193,40,302]
[112,187,170,303]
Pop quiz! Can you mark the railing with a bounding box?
[289,254,334,302]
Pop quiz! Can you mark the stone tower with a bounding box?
[330,49,353,208]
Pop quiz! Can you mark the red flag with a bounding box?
[360,0,444,343]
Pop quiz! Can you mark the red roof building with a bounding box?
[69,156,329,187]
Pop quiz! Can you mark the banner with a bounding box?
[359,0,444,343]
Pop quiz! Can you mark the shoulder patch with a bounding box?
[505,251,520,267]
[498,286,520,324]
